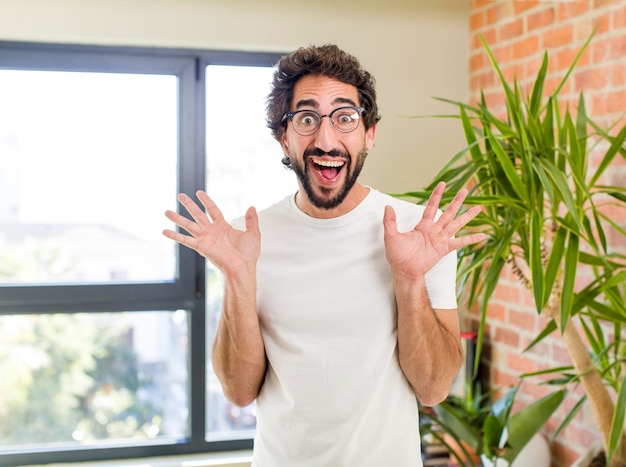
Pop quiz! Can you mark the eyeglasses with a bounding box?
[281,106,365,136]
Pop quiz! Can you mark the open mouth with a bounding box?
[311,157,345,181]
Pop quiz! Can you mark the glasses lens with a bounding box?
[330,107,360,133]
[292,111,321,135]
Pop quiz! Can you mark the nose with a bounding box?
[312,115,339,152]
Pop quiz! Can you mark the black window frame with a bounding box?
[0,40,283,467]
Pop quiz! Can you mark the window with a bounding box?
[0,41,293,466]
[204,65,297,441]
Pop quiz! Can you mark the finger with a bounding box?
[164,209,202,237]
[441,205,482,236]
[162,228,199,251]
[422,181,446,220]
[382,205,398,238]
[196,190,225,224]
[436,187,469,226]
[177,193,212,227]
[450,231,487,250]
[245,206,259,234]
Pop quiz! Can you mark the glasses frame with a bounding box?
[281,105,365,136]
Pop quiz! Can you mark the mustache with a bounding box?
[304,147,347,158]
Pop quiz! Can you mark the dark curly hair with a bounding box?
[266,44,381,168]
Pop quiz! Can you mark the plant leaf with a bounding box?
[560,231,579,331]
[607,377,626,463]
[504,389,566,462]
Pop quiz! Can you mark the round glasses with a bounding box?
[281,106,365,136]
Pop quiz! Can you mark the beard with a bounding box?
[289,146,367,210]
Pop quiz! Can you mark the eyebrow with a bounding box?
[294,96,358,109]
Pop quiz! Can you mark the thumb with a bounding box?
[245,206,259,234]
[383,205,398,238]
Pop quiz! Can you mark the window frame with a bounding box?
[0,40,283,466]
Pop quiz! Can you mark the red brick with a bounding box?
[553,439,583,467]
[574,66,611,92]
[470,10,486,31]
[556,45,591,73]
[481,92,507,112]
[524,338,550,358]
[494,326,520,348]
[550,339,571,366]
[615,4,626,29]
[512,35,540,59]
[523,55,543,80]
[520,286,535,309]
[470,75,481,93]
[470,69,496,92]
[478,27,498,50]
[490,44,511,64]
[592,33,626,63]
[486,2,515,25]
[592,89,626,115]
[493,368,520,388]
[567,424,601,446]
[507,352,536,374]
[509,308,536,332]
[528,6,556,32]
[575,20,596,43]
[469,51,487,73]
[514,1,541,15]
[544,75,572,98]
[557,1,590,20]
[487,302,507,321]
[522,380,552,399]
[501,63,524,83]
[543,24,574,48]
[594,10,612,33]
[594,0,623,8]
[500,18,524,40]
[493,282,522,303]
[613,61,626,85]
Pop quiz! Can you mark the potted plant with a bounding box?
[420,382,564,466]
[402,34,626,466]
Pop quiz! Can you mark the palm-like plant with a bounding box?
[402,34,626,466]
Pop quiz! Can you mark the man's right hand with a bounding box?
[163,190,260,277]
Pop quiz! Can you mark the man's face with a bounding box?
[281,75,376,214]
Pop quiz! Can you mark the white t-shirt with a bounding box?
[240,189,457,467]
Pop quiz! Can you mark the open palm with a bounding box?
[163,190,260,276]
[383,182,485,280]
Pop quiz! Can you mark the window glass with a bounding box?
[204,65,296,440]
[0,70,177,285]
[0,310,189,450]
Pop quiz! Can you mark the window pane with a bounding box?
[0,310,189,451]
[0,70,177,285]
[205,65,296,440]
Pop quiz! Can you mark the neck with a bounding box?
[295,183,369,219]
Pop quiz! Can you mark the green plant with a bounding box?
[402,34,626,466]
[420,383,565,465]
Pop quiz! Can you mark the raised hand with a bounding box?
[383,182,485,280]
[163,190,260,277]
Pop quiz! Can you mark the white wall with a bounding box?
[0,0,469,194]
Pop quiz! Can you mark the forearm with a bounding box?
[212,268,266,407]
[395,274,463,407]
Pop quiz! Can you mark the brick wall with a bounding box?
[467,1,626,466]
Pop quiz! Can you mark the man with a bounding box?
[163,44,484,466]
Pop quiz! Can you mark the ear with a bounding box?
[365,124,377,151]
[281,135,290,155]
